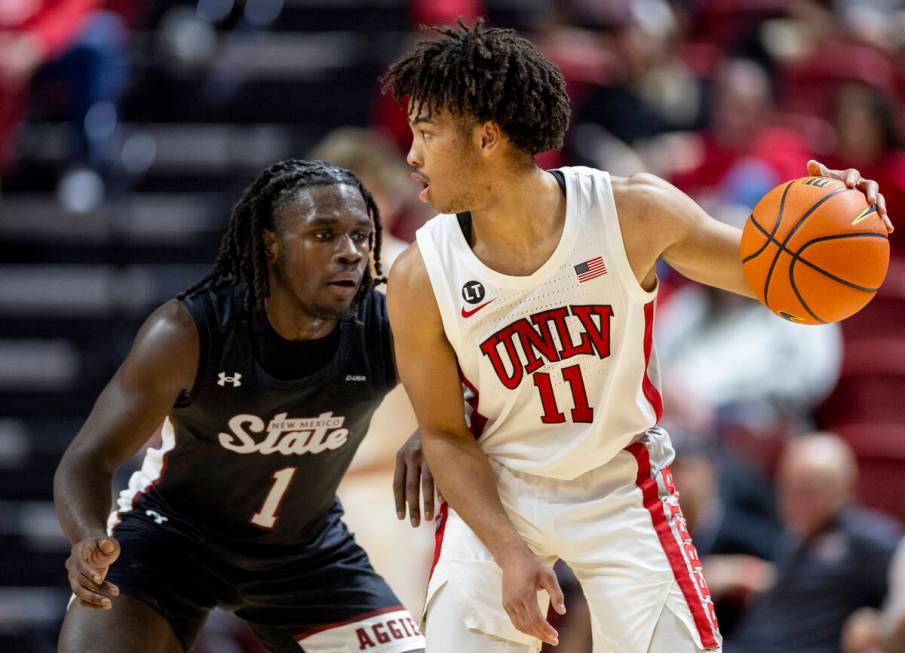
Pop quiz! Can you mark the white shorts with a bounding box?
[423,428,721,653]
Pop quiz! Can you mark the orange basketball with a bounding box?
[740,176,889,324]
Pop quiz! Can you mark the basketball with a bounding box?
[740,176,890,324]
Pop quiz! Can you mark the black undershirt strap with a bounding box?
[456,169,567,246]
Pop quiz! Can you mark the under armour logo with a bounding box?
[145,510,168,524]
[218,372,242,387]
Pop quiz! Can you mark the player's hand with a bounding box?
[499,548,566,646]
[393,431,437,527]
[65,536,121,609]
[808,159,893,233]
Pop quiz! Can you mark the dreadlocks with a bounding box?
[380,18,570,155]
[179,159,384,312]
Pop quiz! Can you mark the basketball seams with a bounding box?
[788,263,826,324]
[790,232,888,293]
[762,187,851,306]
[741,180,794,264]
[749,216,886,292]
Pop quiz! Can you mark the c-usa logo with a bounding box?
[462,280,486,305]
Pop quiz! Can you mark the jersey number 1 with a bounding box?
[533,364,594,424]
[251,467,297,529]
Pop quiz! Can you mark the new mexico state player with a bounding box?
[54,160,426,653]
[382,21,893,653]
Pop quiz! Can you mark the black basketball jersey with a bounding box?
[111,281,397,551]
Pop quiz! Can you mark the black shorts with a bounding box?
[106,502,424,653]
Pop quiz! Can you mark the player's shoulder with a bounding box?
[144,298,198,340]
[610,172,692,234]
[385,243,442,327]
[388,241,429,287]
[611,172,675,207]
[124,298,200,383]
[554,166,675,209]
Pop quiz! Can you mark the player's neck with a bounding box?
[264,291,339,341]
[468,164,565,257]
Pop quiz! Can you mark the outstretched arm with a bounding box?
[54,299,198,609]
[387,245,565,646]
[614,160,890,297]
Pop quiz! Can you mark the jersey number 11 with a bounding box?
[533,363,594,423]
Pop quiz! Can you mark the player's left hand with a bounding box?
[393,431,438,527]
[808,159,894,233]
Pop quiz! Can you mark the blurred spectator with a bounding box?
[370,1,485,158]
[842,538,905,653]
[0,0,129,209]
[823,82,905,260]
[672,441,781,561]
[726,433,901,653]
[308,127,433,250]
[656,284,842,445]
[671,440,782,635]
[567,0,705,157]
[671,58,812,218]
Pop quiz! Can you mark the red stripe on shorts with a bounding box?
[428,502,449,582]
[627,442,718,649]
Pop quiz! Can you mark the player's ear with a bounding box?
[477,121,502,157]
[262,229,279,265]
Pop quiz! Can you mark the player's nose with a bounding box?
[406,141,422,168]
[334,235,363,264]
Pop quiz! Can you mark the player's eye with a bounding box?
[314,231,333,241]
[351,231,371,244]
[420,130,431,140]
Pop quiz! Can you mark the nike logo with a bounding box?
[851,204,878,226]
[461,299,494,318]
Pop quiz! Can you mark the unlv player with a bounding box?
[54,160,426,653]
[383,21,891,653]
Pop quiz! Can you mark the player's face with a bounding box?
[406,103,483,214]
[268,184,372,320]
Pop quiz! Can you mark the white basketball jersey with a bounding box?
[416,167,662,480]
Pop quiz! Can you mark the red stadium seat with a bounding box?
[779,40,896,116]
[689,0,788,46]
[833,423,905,523]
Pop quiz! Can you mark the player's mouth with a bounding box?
[325,274,361,299]
[411,172,430,203]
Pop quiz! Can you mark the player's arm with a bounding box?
[614,161,889,297]
[387,245,565,646]
[53,299,199,609]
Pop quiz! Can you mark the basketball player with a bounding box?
[54,160,427,653]
[381,21,892,653]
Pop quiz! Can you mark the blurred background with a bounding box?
[2,0,905,651]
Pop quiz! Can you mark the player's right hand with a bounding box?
[65,536,121,609]
[393,430,437,527]
[499,549,566,646]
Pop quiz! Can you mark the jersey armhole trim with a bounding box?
[174,292,213,407]
[597,171,659,304]
[415,222,462,354]
[372,289,398,392]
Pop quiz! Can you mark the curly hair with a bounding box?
[380,18,571,155]
[179,159,384,312]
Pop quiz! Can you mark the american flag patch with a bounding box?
[574,256,607,283]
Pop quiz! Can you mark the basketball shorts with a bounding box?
[103,500,424,652]
[423,427,722,653]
